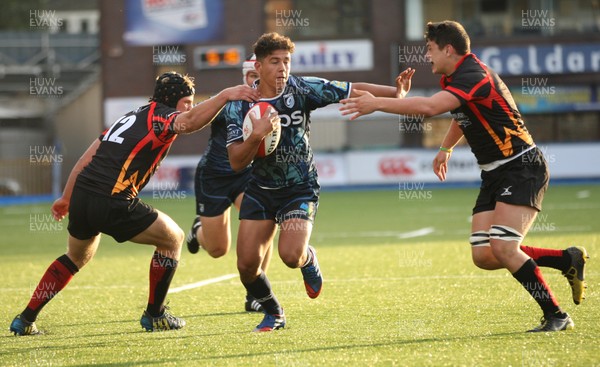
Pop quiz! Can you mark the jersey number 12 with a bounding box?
[103,115,136,144]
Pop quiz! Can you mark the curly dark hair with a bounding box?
[149,71,195,108]
[424,20,470,55]
[253,32,295,60]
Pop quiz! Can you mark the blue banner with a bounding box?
[511,86,597,113]
[124,0,223,46]
[473,43,600,76]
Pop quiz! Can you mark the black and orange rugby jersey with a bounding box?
[76,102,180,200]
[440,53,534,165]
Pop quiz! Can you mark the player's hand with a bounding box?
[225,85,260,103]
[339,89,377,120]
[433,150,451,182]
[249,106,279,139]
[51,197,69,221]
[395,67,415,98]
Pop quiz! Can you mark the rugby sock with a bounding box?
[243,272,283,315]
[512,259,563,317]
[520,245,570,271]
[147,251,178,317]
[21,254,79,322]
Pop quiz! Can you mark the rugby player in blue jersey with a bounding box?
[225,32,413,332]
[186,55,271,313]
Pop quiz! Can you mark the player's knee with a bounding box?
[237,265,261,285]
[237,255,259,275]
[206,245,228,258]
[471,252,496,270]
[237,261,250,276]
[174,226,185,244]
[489,225,523,261]
[203,238,230,258]
[279,248,303,269]
[66,237,98,269]
[490,243,514,263]
[280,255,299,268]
[156,226,184,256]
[166,226,184,251]
[469,231,494,269]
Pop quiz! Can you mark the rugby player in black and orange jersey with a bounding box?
[340,21,588,332]
[9,72,263,335]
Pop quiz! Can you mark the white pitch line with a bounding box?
[576,190,591,199]
[314,227,435,239]
[168,273,237,294]
[396,227,435,239]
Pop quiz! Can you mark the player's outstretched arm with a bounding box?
[433,119,463,182]
[227,107,280,171]
[174,85,260,134]
[51,139,100,221]
[339,90,461,120]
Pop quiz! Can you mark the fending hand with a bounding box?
[226,85,260,103]
[339,89,377,121]
[395,67,416,98]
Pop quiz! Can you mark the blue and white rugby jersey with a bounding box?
[225,75,351,189]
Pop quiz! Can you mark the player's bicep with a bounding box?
[427,91,462,115]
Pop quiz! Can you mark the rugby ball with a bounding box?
[242,102,281,157]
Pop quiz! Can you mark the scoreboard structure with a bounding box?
[193,45,246,70]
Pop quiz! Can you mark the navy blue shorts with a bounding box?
[68,186,158,243]
[194,167,252,217]
[473,147,549,214]
[239,180,319,223]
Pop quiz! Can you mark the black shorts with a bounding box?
[194,167,252,217]
[239,180,319,224]
[68,186,158,243]
[473,147,549,215]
